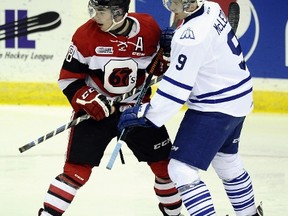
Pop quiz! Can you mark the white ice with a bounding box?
[0,105,287,216]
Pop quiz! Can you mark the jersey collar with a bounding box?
[183,4,205,24]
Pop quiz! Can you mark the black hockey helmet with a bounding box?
[88,0,130,19]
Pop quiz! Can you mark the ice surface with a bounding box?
[0,105,287,215]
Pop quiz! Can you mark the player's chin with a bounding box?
[96,23,105,31]
[175,13,186,20]
[101,25,110,32]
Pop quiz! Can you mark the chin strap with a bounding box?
[105,13,128,32]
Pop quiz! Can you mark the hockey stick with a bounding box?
[105,3,240,169]
[18,75,163,153]
[227,2,240,33]
[106,49,163,170]
[113,74,163,164]
[19,114,90,153]
[0,11,61,41]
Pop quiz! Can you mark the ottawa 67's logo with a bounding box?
[104,59,138,94]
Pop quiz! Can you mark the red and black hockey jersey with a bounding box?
[58,13,161,104]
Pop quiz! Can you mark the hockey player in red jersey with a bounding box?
[38,0,182,215]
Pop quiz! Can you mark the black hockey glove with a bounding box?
[160,27,175,57]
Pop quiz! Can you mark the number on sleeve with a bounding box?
[227,29,246,70]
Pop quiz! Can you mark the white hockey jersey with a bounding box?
[146,1,254,127]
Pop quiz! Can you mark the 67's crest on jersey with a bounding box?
[104,59,138,94]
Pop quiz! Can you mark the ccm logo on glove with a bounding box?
[80,87,96,99]
[72,86,111,121]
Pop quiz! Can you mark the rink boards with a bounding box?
[1,81,287,113]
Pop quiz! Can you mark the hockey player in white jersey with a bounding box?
[118,0,263,215]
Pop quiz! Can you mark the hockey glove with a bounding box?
[160,27,175,57]
[118,103,154,131]
[72,86,111,121]
[149,27,175,76]
[149,53,170,76]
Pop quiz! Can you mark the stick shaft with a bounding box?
[106,139,124,170]
[106,49,163,170]
[18,76,163,153]
[18,114,90,153]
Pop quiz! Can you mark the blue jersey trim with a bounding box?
[196,76,251,99]
[183,5,205,24]
[196,75,251,99]
[163,75,193,91]
[156,89,186,104]
[189,87,253,104]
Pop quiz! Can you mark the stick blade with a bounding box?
[228,2,240,33]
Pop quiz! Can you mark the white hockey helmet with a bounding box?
[163,0,205,14]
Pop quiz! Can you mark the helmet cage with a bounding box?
[182,0,193,10]
[88,0,129,19]
[163,0,204,13]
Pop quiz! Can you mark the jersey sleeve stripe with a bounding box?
[196,75,252,99]
[189,87,253,104]
[163,75,193,91]
[156,89,186,105]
